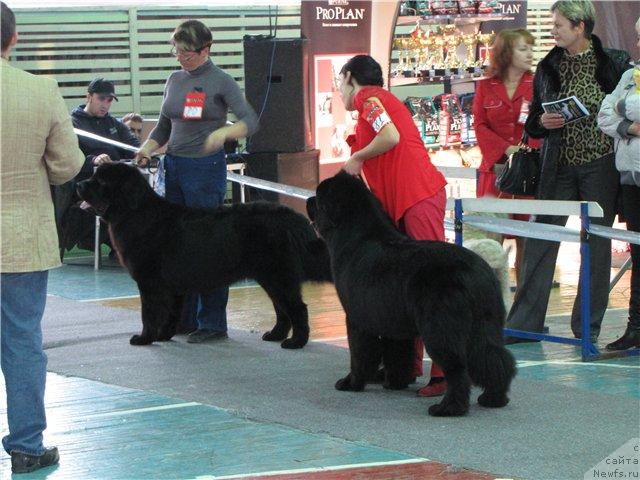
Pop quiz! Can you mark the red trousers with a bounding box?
[401,188,446,379]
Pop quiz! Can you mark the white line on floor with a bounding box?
[83,402,201,419]
[198,458,430,479]
[517,360,640,369]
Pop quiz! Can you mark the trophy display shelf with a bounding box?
[396,12,506,26]
[390,66,487,87]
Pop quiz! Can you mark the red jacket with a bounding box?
[473,72,540,197]
[350,86,447,224]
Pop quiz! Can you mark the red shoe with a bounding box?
[416,378,447,397]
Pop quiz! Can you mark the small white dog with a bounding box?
[462,213,512,308]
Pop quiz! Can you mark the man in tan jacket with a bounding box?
[0,2,84,474]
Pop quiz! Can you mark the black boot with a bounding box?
[605,321,640,351]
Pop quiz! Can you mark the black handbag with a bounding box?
[495,133,541,196]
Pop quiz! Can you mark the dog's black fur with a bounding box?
[77,163,332,348]
[307,172,516,416]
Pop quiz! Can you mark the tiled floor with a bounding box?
[2,243,638,479]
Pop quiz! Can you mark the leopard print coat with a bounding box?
[524,34,632,200]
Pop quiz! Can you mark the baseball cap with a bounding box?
[87,78,118,101]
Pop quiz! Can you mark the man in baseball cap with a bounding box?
[71,77,138,178]
[87,77,118,101]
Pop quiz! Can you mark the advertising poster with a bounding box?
[301,0,372,179]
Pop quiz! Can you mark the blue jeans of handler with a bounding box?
[1,271,49,456]
[164,151,229,333]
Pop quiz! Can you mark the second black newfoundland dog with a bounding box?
[307,172,516,416]
[77,163,331,348]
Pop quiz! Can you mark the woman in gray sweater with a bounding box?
[136,20,258,343]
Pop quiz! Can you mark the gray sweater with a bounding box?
[149,59,258,158]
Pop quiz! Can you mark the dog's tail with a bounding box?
[301,238,333,283]
[468,337,517,395]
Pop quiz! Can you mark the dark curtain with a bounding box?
[593,1,638,57]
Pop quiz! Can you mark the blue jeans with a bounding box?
[1,271,49,456]
[164,151,229,333]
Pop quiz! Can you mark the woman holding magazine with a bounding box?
[504,0,631,344]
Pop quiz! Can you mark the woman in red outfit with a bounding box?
[339,55,449,398]
[473,28,540,284]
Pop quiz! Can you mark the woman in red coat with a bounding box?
[473,28,540,284]
[339,54,449,398]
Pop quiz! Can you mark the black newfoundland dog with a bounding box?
[76,163,331,348]
[307,172,516,416]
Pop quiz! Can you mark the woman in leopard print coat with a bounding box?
[504,0,632,345]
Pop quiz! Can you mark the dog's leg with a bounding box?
[381,337,415,390]
[260,280,309,349]
[130,287,164,345]
[261,304,292,343]
[157,294,184,341]
[425,349,471,417]
[419,308,471,416]
[336,320,381,391]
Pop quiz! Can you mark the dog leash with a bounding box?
[73,128,159,173]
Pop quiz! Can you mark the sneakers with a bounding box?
[186,329,228,344]
[11,447,59,474]
[416,377,447,397]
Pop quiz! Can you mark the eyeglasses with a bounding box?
[170,42,211,59]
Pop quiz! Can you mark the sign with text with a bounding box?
[302,1,372,175]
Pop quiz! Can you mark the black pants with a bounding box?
[506,154,619,337]
[622,184,640,326]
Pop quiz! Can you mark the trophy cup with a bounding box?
[432,33,445,69]
[393,37,406,75]
[442,25,461,69]
[419,33,436,71]
[462,33,478,69]
[476,31,495,67]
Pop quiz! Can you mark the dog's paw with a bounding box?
[428,401,469,417]
[478,392,509,408]
[335,374,365,392]
[262,330,288,342]
[129,334,154,345]
[280,335,307,349]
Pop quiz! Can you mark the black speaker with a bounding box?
[243,149,320,215]
[243,36,313,153]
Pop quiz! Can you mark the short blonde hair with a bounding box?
[551,0,595,38]
[171,19,212,52]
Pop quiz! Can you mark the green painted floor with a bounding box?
[0,374,421,480]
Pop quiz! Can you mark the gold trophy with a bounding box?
[393,37,406,75]
[442,25,462,69]
[420,33,436,70]
[462,33,478,68]
[476,31,495,67]
[432,34,445,69]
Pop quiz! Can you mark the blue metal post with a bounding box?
[454,198,463,246]
[579,202,598,360]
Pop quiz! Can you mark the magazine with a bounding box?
[541,95,590,124]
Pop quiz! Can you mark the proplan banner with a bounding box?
[301,0,372,178]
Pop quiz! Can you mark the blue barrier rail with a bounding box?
[225,171,639,362]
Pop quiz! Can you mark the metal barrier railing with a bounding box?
[225,171,639,362]
[72,124,637,360]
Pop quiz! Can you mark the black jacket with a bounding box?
[524,35,632,199]
[71,106,140,180]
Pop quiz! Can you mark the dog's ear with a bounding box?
[306,196,317,221]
